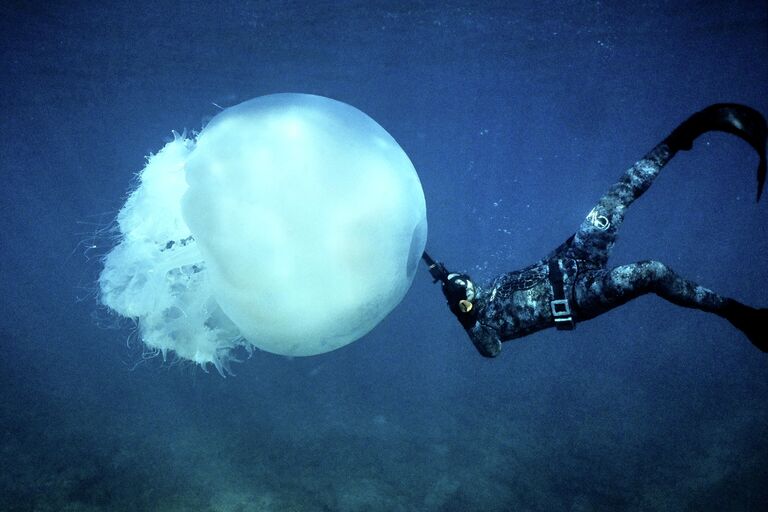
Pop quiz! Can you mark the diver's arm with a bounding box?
[422,252,503,356]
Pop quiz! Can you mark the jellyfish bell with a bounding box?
[98,93,427,371]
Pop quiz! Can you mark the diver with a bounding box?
[424,103,768,357]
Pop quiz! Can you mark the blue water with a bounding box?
[1,1,767,510]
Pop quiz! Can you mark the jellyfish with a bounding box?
[99,94,427,372]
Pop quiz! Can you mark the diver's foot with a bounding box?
[722,300,768,353]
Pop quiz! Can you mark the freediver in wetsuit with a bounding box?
[424,104,768,357]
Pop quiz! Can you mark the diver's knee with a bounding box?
[637,259,673,283]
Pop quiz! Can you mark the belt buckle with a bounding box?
[551,299,575,330]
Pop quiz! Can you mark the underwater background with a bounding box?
[1,1,767,510]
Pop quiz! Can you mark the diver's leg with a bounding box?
[560,143,673,266]
[574,260,726,317]
[560,103,767,265]
[574,260,767,351]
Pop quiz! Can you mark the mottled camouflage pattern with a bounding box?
[466,142,730,357]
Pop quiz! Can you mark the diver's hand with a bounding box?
[422,253,479,330]
[441,273,478,329]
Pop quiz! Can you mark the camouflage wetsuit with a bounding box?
[429,104,768,356]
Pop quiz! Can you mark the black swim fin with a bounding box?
[721,300,768,353]
[664,104,768,201]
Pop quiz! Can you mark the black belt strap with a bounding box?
[548,259,575,330]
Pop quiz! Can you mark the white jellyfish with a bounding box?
[99,93,427,372]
